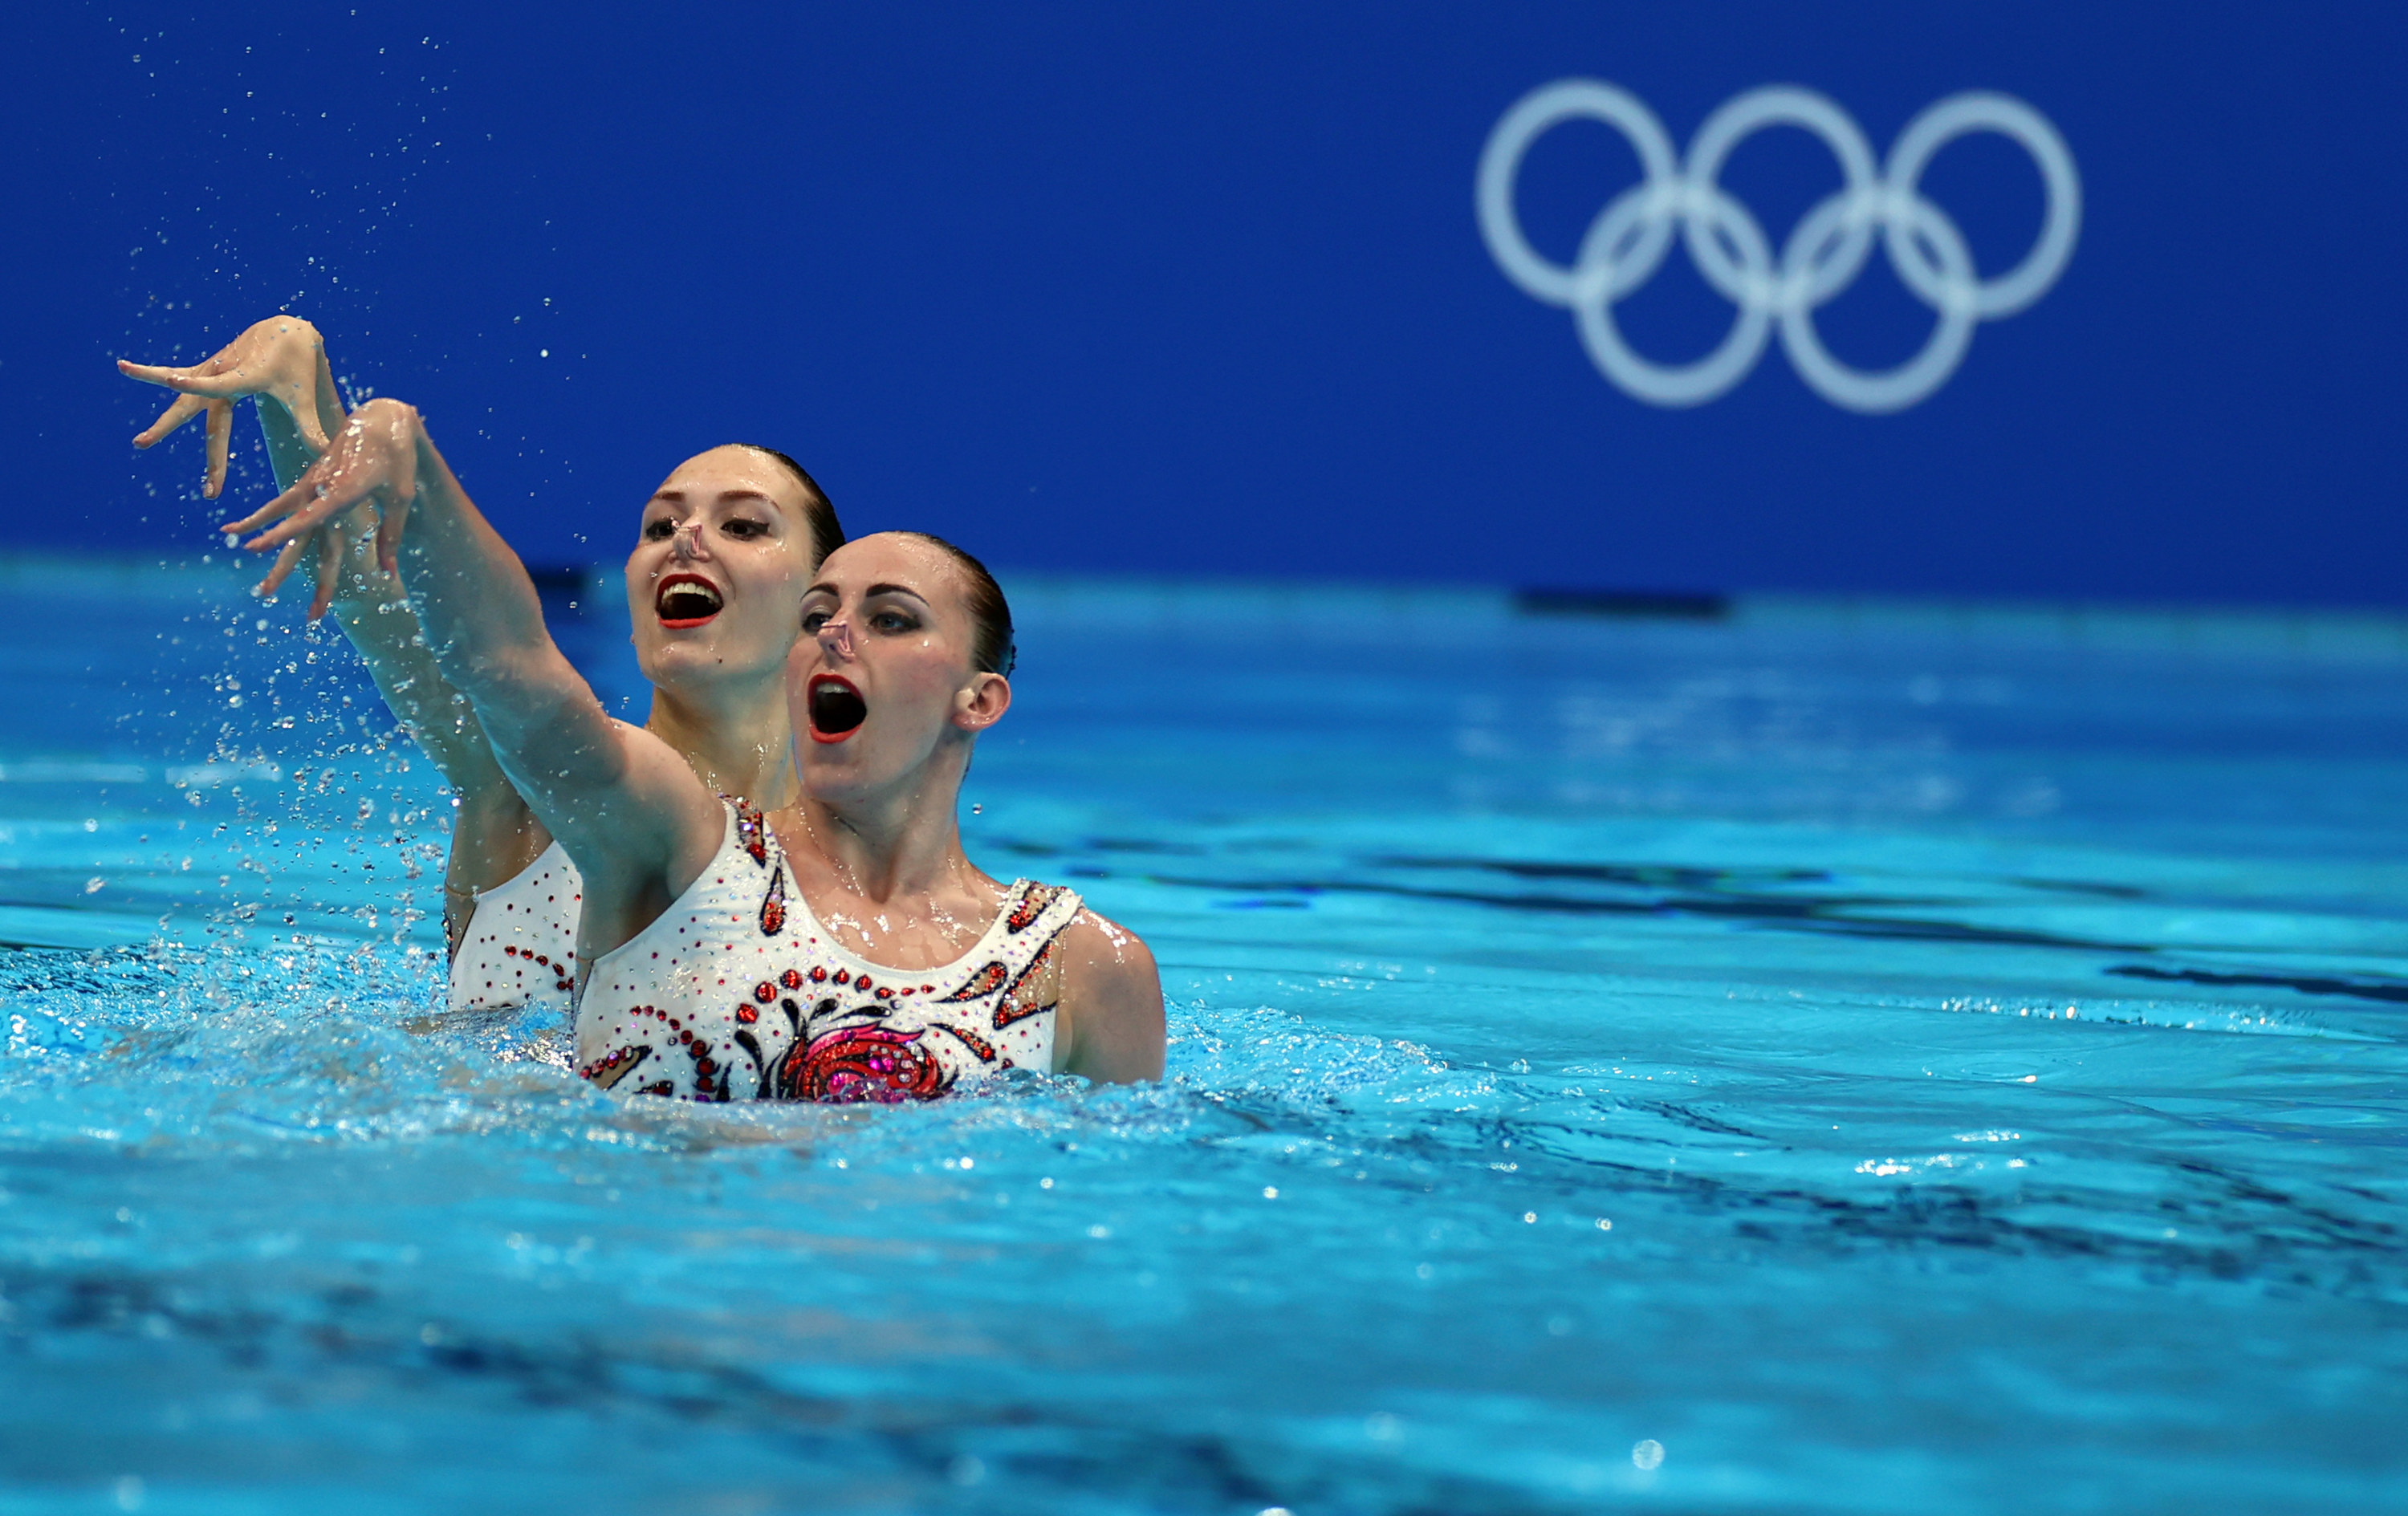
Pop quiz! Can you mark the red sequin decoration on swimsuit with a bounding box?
[773,1025,954,1103]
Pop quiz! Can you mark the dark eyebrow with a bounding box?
[802,580,931,604]
[647,490,779,508]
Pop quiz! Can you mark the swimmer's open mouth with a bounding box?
[807,674,867,742]
[654,573,724,628]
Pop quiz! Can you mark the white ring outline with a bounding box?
[1475,80,2081,413]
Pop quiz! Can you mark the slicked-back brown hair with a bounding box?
[893,531,1015,677]
[734,445,846,567]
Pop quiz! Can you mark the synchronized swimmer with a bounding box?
[123,318,1164,1099]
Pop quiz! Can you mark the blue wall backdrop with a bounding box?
[4,2,2403,604]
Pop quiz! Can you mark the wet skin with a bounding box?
[229,408,1162,1083]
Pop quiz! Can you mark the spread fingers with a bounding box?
[202,399,232,498]
[219,477,313,538]
[255,536,309,602]
[132,390,209,448]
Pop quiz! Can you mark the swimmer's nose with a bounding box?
[671,521,706,560]
[816,616,856,660]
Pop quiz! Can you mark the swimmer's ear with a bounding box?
[952,672,1011,732]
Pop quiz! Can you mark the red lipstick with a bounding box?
[654,572,724,629]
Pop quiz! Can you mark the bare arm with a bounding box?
[224,400,722,952]
[123,319,519,803]
[122,320,546,943]
[1056,910,1166,1083]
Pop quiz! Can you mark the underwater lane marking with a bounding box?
[1140,868,2162,953]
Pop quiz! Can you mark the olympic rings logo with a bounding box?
[1476,82,2081,413]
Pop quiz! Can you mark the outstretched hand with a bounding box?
[120,316,341,497]
[222,398,424,620]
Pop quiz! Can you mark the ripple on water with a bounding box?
[0,574,2405,1510]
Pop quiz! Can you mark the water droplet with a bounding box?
[1632,1439,1665,1471]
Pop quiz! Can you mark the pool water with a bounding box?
[1,556,2403,1514]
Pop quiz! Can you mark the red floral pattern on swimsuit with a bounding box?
[573,803,1080,1104]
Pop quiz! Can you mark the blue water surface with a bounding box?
[0,555,2402,1514]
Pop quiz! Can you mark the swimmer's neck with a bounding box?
[641,681,798,811]
[779,756,983,907]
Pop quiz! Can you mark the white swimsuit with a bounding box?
[447,841,583,1013]
[576,802,1081,1103]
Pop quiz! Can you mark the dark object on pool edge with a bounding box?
[2107,963,2408,1006]
[1515,587,1731,620]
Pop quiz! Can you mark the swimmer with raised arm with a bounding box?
[120,319,840,1013]
[222,397,1165,1095]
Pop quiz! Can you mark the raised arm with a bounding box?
[123,319,548,945]
[122,319,511,795]
[222,400,725,950]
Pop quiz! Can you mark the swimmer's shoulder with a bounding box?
[1053,904,1165,1084]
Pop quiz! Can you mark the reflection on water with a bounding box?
[1,558,2404,1513]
